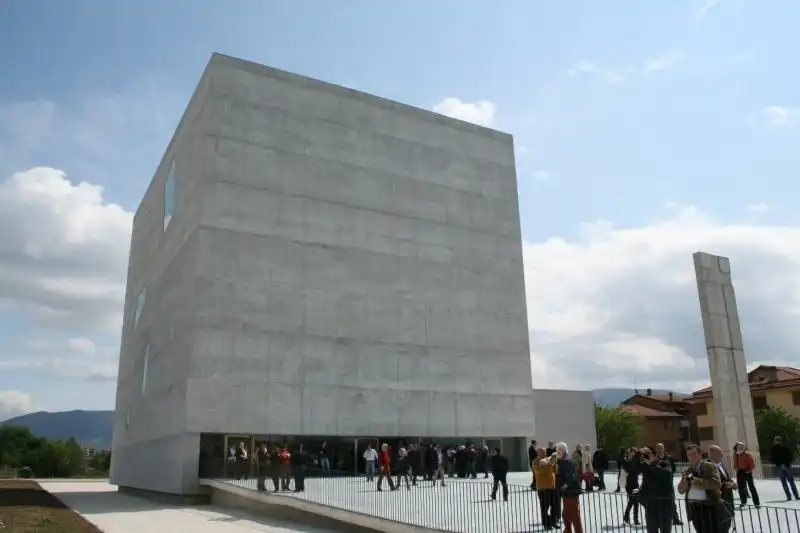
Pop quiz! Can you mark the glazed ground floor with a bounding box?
[198,433,530,477]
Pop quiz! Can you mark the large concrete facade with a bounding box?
[110,53,536,495]
[532,389,596,451]
[693,252,759,461]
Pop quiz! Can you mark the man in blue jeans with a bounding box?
[770,436,799,501]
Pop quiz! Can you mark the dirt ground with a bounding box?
[0,480,102,533]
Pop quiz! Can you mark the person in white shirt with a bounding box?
[363,443,379,482]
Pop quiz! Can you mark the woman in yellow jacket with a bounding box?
[533,448,560,530]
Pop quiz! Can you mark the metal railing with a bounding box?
[211,469,800,532]
[606,460,800,480]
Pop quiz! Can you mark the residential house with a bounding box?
[690,365,800,450]
[621,388,693,459]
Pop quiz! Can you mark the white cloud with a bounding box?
[568,50,681,85]
[432,97,496,127]
[4,335,118,382]
[0,167,132,334]
[746,202,771,212]
[763,105,800,128]
[0,389,35,420]
[644,50,682,73]
[525,206,800,393]
[532,169,554,182]
[696,0,725,19]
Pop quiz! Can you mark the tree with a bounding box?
[595,404,644,454]
[0,425,99,477]
[755,407,800,457]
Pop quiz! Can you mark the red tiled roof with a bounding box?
[692,365,800,396]
[620,404,683,418]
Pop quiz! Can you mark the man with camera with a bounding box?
[637,446,675,533]
[677,444,723,533]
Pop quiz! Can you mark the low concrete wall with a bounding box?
[200,479,448,533]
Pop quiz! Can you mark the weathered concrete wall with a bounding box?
[693,252,759,463]
[182,54,535,440]
[112,53,536,495]
[110,71,213,495]
[532,389,596,451]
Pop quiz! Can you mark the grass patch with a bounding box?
[0,480,102,533]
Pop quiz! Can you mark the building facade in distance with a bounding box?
[621,390,693,458]
[691,365,800,451]
[110,53,538,496]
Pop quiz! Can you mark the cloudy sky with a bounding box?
[1,0,798,419]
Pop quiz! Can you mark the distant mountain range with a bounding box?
[0,389,681,449]
[1,410,114,450]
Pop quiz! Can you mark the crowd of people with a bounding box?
[224,436,798,533]
[526,438,781,533]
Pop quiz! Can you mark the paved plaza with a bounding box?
[223,472,800,533]
[40,481,335,533]
[37,473,800,533]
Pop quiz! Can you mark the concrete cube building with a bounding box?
[110,53,536,496]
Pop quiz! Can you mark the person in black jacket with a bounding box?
[770,436,799,500]
[395,447,411,490]
[291,444,309,492]
[654,443,683,526]
[615,447,626,492]
[529,440,538,489]
[710,445,736,533]
[407,444,420,486]
[592,446,609,490]
[255,442,269,491]
[490,447,510,501]
[623,447,642,525]
[638,446,675,533]
[476,445,489,478]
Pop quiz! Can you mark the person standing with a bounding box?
[571,445,584,489]
[292,444,309,492]
[407,444,420,486]
[623,447,642,526]
[615,447,626,492]
[592,446,609,491]
[528,439,538,490]
[490,447,510,502]
[318,441,331,476]
[638,446,675,533]
[555,442,583,533]
[363,443,378,482]
[770,436,799,501]
[395,447,411,490]
[255,442,269,492]
[278,444,292,491]
[733,442,760,507]
[533,447,559,530]
[376,443,396,491]
[654,443,683,526]
[709,445,736,533]
[268,445,281,492]
[432,444,446,487]
[677,444,723,533]
[581,444,595,491]
[477,445,489,478]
